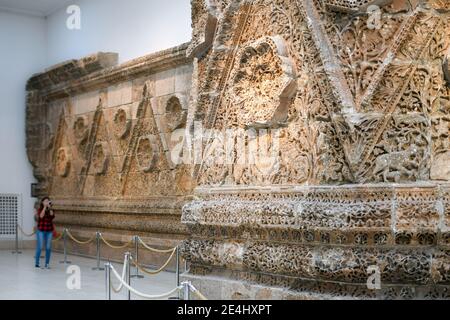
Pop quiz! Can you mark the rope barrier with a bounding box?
[66,230,96,245]
[18,225,62,241]
[100,234,133,249]
[111,255,128,293]
[188,283,208,300]
[129,248,176,275]
[109,264,182,300]
[17,225,36,237]
[137,236,177,253]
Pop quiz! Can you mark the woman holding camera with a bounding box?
[35,197,55,269]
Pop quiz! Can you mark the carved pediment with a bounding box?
[191,0,449,186]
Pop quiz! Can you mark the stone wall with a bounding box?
[180,0,450,299]
[26,44,194,264]
[25,0,450,299]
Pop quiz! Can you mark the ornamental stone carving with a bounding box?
[55,147,71,177]
[136,135,160,173]
[112,108,131,139]
[229,36,297,129]
[179,0,450,300]
[25,0,450,300]
[91,142,109,175]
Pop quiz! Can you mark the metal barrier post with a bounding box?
[176,246,181,298]
[12,222,22,254]
[105,262,112,300]
[131,236,143,279]
[59,228,71,264]
[183,281,191,300]
[176,246,180,285]
[92,232,104,271]
[126,252,131,300]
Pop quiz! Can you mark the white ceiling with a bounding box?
[0,0,74,17]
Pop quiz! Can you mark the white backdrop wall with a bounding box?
[0,11,47,241]
[46,0,192,65]
[0,0,191,243]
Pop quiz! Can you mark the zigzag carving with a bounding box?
[78,99,104,194]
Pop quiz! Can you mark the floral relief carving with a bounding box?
[56,147,71,177]
[113,108,131,139]
[136,135,160,173]
[25,0,450,300]
[91,142,109,175]
[165,96,187,132]
[229,36,297,129]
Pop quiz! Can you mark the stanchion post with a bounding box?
[92,232,104,271]
[131,236,143,279]
[12,222,22,254]
[176,246,182,299]
[105,262,111,300]
[176,246,180,286]
[126,252,131,300]
[183,281,191,301]
[59,228,71,264]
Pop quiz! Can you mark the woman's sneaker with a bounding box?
[45,264,51,269]
[35,264,40,268]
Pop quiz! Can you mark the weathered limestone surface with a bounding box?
[180,0,450,299]
[26,44,194,261]
[26,0,450,299]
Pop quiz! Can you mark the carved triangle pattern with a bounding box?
[193,0,448,185]
[77,99,104,194]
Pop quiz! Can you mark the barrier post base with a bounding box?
[92,267,105,271]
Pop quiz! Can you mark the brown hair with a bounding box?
[39,196,50,212]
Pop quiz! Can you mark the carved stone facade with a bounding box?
[26,0,449,299]
[26,46,194,261]
[179,0,450,299]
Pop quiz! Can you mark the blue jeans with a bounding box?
[35,230,53,266]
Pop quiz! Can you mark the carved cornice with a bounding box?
[183,183,450,246]
[50,196,188,215]
[55,210,188,235]
[27,42,192,101]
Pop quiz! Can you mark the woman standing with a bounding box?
[35,197,55,269]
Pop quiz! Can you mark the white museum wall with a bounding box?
[0,11,47,242]
[0,0,192,244]
[46,0,192,65]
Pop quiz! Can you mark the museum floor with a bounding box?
[0,250,177,300]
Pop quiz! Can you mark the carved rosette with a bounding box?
[229,36,297,128]
[112,108,131,139]
[73,116,89,142]
[136,135,160,173]
[166,96,187,132]
[91,142,108,175]
[56,147,71,177]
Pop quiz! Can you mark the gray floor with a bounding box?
[0,250,179,300]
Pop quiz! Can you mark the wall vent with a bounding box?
[0,194,21,238]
